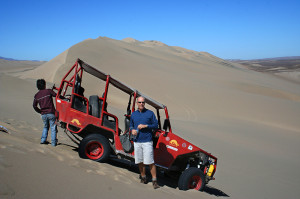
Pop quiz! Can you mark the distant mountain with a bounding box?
[228,56,300,74]
[0,56,19,61]
[227,56,300,62]
[257,56,300,61]
[0,56,45,62]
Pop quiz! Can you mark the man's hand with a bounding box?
[51,84,57,90]
[131,129,138,136]
[138,124,148,130]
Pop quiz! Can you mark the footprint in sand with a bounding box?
[83,163,111,176]
[56,155,64,162]
[35,148,46,154]
[82,165,107,176]
[5,146,26,154]
[31,127,39,131]
[112,174,132,184]
[0,182,15,197]
[44,149,65,162]
[0,156,12,169]
[95,169,107,175]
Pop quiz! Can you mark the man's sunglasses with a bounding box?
[137,101,145,104]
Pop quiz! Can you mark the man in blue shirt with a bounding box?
[130,96,159,189]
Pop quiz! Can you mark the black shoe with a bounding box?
[152,180,160,189]
[40,141,49,144]
[140,176,148,184]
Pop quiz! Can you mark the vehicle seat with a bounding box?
[72,75,86,113]
[101,100,116,131]
[73,96,87,113]
[102,101,116,131]
[103,116,116,131]
[88,95,116,131]
[124,115,130,133]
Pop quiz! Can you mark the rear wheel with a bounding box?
[78,134,111,162]
[178,167,206,191]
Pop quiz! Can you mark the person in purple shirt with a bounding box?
[130,96,159,189]
[33,79,57,146]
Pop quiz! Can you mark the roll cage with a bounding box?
[56,58,172,133]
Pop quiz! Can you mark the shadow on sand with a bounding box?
[62,143,228,197]
[203,186,229,197]
[107,158,229,197]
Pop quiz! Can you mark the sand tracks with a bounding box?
[0,118,139,188]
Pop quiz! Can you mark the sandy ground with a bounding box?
[1,37,300,199]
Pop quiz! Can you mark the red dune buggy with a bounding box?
[53,59,217,191]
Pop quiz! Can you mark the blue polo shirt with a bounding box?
[129,108,158,143]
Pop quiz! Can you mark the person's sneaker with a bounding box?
[140,176,148,184]
[152,180,160,189]
[40,141,49,144]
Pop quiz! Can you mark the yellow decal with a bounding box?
[71,119,81,126]
[169,140,179,147]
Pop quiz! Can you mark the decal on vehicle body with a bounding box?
[182,143,187,148]
[166,145,178,151]
[169,140,179,147]
[188,145,193,150]
[71,119,82,126]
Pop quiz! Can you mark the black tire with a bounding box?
[178,167,206,191]
[89,95,100,118]
[78,134,111,162]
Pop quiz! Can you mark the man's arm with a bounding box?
[129,114,138,135]
[50,89,57,97]
[33,98,41,114]
[147,112,158,129]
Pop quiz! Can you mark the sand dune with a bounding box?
[0,59,45,75]
[1,37,300,199]
[20,49,69,82]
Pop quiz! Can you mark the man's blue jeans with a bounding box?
[41,113,57,146]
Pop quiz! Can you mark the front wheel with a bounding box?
[78,134,111,162]
[178,167,206,191]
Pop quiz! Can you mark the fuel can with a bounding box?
[207,164,214,176]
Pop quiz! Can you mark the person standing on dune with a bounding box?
[130,96,160,189]
[33,79,58,146]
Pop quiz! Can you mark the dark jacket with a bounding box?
[129,108,158,142]
[33,89,56,115]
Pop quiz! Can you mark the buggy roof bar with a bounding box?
[77,59,165,110]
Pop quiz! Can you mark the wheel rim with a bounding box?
[85,141,104,160]
[188,175,202,190]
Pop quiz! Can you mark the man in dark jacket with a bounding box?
[33,79,57,146]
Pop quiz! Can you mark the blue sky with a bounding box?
[1,0,299,61]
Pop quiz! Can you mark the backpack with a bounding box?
[120,131,134,153]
